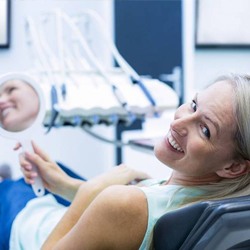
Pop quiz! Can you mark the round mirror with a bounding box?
[0,73,45,136]
[0,72,45,196]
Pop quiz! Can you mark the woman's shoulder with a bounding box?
[85,185,148,223]
[99,185,148,211]
[82,185,148,249]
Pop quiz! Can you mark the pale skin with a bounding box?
[19,80,250,249]
[0,79,39,132]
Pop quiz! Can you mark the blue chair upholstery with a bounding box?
[153,195,250,250]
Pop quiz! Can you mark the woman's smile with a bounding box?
[0,105,15,119]
[166,131,184,153]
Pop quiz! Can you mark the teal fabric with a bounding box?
[10,194,67,250]
[138,182,205,249]
[9,178,204,250]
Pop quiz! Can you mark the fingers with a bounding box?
[19,153,37,184]
[20,148,46,176]
[31,141,51,162]
[13,142,22,151]
[14,141,51,165]
[134,170,151,180]
[24,150,46,172]
[117,164,151,180]
[16,141,51,166]
[112,164,151,184]
[22,167,37,184]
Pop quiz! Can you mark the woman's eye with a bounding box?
[201,126,210,139]
[8,87,17,94]
[191,100,197,112]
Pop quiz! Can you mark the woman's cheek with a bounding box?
[154,140,168,161]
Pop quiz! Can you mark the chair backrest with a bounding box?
[153,195,250,250]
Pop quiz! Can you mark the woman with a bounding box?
[0,79,39,132]
[7,74,250,249]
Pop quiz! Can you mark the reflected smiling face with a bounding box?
[154,80,237,182]
[0,79,39,132]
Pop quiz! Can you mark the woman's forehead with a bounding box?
[0,80,30,93]
[199,81,235,131]
[201,81,233,101]
[0,79,21,89]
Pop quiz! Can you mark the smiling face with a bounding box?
[0,79,39,132]
[154,80,237,183]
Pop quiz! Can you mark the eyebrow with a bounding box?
[0,83,17,92]
[196,93,220,136]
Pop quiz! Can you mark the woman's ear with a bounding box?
[216,160,250,178]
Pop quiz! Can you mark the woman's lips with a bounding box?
[165,131,184,153]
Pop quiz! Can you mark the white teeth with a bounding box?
[1,107,12,118]
[167,133,184,152]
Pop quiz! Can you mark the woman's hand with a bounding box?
[87,164,151,190]
[17,141,83,201]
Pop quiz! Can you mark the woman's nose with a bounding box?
[0,94,8,105]
[170,113,194,137]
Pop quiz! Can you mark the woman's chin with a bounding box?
[154,136,184,168]
[154,139,171,164]
[2,121,22,132]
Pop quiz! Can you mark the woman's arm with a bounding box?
[20,143,150,200]
[43,185,148,250]
[20,142,150,249]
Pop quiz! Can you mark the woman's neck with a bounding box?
[166,171,222,186]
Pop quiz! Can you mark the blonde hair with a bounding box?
[182,74,250,205]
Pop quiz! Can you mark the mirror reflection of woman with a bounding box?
[0,79,39,132]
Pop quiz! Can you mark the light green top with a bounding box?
[10,180,204,250]
[10,194,67,250]
[137,179,205,250]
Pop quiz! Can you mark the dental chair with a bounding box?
[153,195,250,250]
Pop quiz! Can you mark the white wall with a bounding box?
[0,0,116,179]
[195,49,250,89]
[182,0,250,98]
